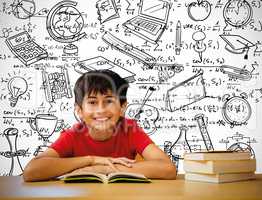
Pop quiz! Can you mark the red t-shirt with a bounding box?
[50,118,153,159]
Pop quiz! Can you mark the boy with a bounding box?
[23,70,177,182]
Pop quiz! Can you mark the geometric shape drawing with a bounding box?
[46,0,86,55]
[194,113,214,151]
[74,56,136,83]
[42,66,72,103]
[96,0,120,24]
[122,0,171,44]
[5,31,48,66]
[11,0,36,19]
[187,0,212,21]
[165,70,206,112]
[222,94,252,127]
[223,0,252,28]
[8,76,28,107]
[220,34,255,59]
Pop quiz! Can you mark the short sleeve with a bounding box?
[50,129,74,157]
[130,121,154,155]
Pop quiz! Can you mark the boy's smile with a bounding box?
[76,90,126,141]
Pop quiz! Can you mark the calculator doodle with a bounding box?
[5,31,48,66]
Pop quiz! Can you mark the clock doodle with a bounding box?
[222,93,252,127]
[223,0,252,28]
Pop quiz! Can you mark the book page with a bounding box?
[108,171,147,180]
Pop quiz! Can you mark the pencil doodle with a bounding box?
[175,20,182,55]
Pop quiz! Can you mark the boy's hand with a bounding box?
[91,156,135,171]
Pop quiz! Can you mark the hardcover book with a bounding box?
[185,172,255,183]
[184,151,251,161]
[184,159,256,174]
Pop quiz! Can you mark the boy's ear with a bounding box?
[75,104,83,120]
[120,101,128,116]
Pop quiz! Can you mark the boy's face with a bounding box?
[76,90,127,139]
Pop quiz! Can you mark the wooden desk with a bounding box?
[0,174,262,200]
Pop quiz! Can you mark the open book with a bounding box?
[59,171,151,184]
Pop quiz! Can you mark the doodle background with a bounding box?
[0,0,262,175]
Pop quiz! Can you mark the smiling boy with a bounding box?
[23,70,177,182]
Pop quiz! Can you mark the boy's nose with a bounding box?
[96,102,107,113]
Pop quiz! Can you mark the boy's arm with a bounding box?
[23,148,93,182]
[23,148,135,182]
[114,144,177,179]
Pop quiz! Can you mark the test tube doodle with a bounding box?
[194,114,214,151]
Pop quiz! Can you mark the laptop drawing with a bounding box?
[122,0,171,44]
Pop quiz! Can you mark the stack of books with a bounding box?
[184,151,256,183]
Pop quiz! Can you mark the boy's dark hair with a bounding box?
[74,69,129,107]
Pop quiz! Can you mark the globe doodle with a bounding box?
[52,6,84,40]
[46,1,86,54]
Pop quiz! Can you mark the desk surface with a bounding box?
[0,174,262,200]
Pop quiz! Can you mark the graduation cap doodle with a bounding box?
[220,34,255,59]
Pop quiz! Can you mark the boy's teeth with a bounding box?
[95,117,108,121]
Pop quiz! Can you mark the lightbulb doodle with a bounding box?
[1,72,33,108]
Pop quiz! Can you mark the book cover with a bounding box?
[59,171,151,184]
[184,159,256,174]
[184,151,251,161]
[185,172,256,183]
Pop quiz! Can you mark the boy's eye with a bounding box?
[87,100,97,105]
[105,99,114,104]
